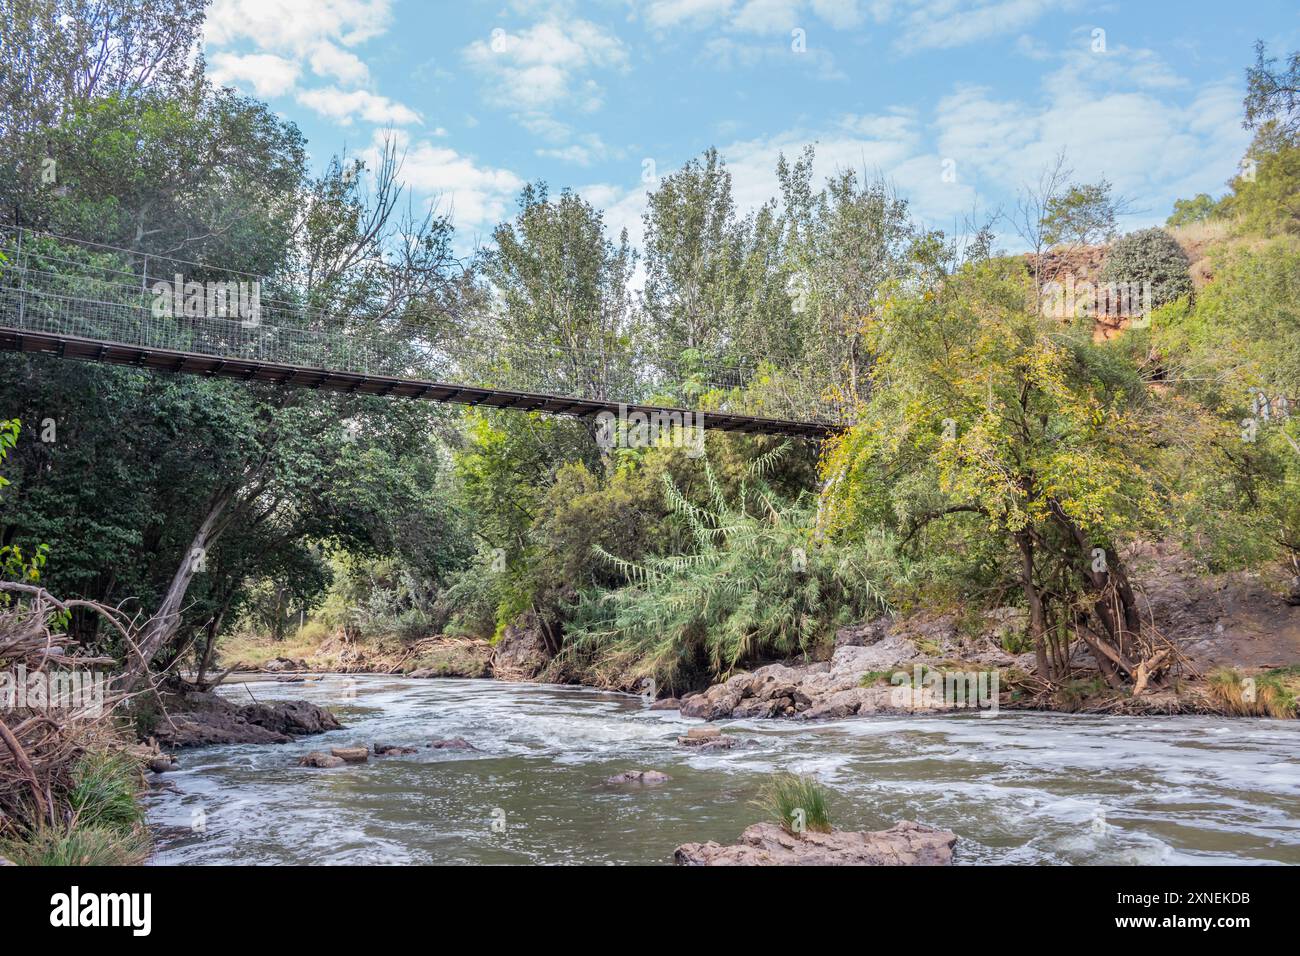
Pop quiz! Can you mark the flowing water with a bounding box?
[145,676,1300,865]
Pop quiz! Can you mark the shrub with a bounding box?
[1100,227,1193,310]
[754,773,833,835]
[564,457,896,689]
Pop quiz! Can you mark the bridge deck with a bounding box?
[0,327,835,440]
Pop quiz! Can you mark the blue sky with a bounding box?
[202,0,1300,253]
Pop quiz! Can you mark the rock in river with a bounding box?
[605,770,671,785]
[153,691,343,748]
[299,752,346,769]
[430,737,477,750]
[331,747,369,763]
[674,821,957,866]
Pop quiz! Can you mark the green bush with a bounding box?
[1100,227,1193,309]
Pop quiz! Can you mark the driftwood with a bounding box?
[0,582,143,834]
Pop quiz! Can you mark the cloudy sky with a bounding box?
[202,0,1299,252]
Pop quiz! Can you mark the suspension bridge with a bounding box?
[0,228,840,439]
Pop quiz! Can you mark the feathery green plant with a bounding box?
[565,452,898,687]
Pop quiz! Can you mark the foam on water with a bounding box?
[145,676,1300,865]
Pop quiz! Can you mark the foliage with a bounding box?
[754,773,833,835]
[1099,228,1193,309]
[564,454,895,689]
[67,748,146,834]
[0,822,149,866]
[822,256,1171,682]
[1042,179,1119,247]
[1166,193,1222,227]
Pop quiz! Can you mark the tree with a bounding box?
[1166,193,1221,227]
[641,148,745,362]
[1100,227,1193,310]
[477,183,638,403]
[821,257,1175,688]
[1245,41,1300,138]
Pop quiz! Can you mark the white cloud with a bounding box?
[208,52,301,97]
[206,0,392,51]
[889,0,1069,53]
[643,0,864,33]
[372,132,525,233]
[643,0,735,29]
[537,132,613,166]
[296,87,423,126]
[463,19,628,112]
[309,42,370,86]
[204,0,419,128]
[930,46,1249,235]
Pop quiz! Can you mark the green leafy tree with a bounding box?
[822,258,1174,687]
[1100,227,1193,309]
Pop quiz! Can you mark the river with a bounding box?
[144,675,1300,865]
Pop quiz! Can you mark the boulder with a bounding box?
[374,743,418,756]
[151,692,341,748]
[147,755,177,774]
[605,770,671,785]
[648,697,680,711]
[677,727,738,750]
[242,699,344,737]
[330,747,369,763]
[491,615,551,681]
[299,752,345,768]
[430,737,477,750]
[674,821,957,866]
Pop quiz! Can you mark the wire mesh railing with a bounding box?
[0,226,841,424]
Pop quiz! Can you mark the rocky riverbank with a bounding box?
[215,543,1300,722]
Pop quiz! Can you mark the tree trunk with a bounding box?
[118,485,236,689]
[1016,531,1051,679]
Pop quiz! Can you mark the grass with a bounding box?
[858,670,894,687]
[754,772,834,836]
[68,749,146,833]
[218,622,333,669]
[0,824,149,866]
[0,745,150,866]
[1208,667,1297,719]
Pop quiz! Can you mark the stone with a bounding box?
[299,752,345,768]
[648,697,680,710]
[678,730,737,749]
[147,756,177,774]
[674,820,957,866]
[152,692,343,749]
[605,770,671,785]
[491,614,550,681]
[374,743,418,756]
[330,747,369,763]
[429,737,477,750]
